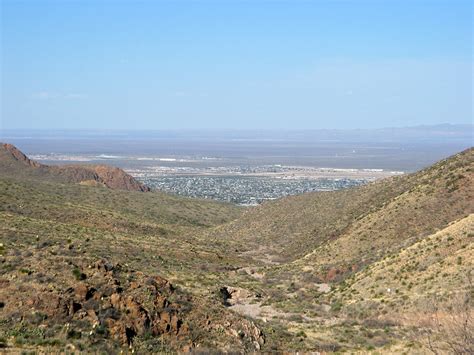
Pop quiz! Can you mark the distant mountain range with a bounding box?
[1,123,473,141]
[1,124,471,171]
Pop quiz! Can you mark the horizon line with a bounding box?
[1,123,473,133]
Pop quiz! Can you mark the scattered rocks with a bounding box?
[220,286,254,306]
[221,318,265,349]
[1,255,266,352]
[93,259,116,274]
[26,293,69,318]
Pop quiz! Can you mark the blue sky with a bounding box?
[1,0,472,130]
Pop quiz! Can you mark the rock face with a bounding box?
[24,259,188,347]
[220,286,255,306]
[0,252,267,352]
[1,257,266,351]
[1,143,42,168]
[50,164,151,192]
[0,142,150,192]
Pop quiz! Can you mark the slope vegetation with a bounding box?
[213,148,473,352]
[293,147,473,279]
[0,145,472,353]
[338,214,473,316]
[217,148,472,268]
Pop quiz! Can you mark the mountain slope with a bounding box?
[0,146,472,353]
[211,148,473,352]
[338,214,473,315]
[292,147,473,278]
[0,172,264,351]
[0,143,150,192]
[216,148,473,267]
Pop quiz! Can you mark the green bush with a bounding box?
[72,267,86,280]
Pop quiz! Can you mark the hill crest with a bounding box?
[0,142,150,192]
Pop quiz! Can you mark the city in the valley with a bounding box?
[29,152,402,205]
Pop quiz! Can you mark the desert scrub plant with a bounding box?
[331,300,343,312]
[19,268,33,275]
[72,267,86,280]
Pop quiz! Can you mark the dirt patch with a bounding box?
[238,266,266,280]
[220,286,315,323]
[316,283,331,293]
[240,246,283,265]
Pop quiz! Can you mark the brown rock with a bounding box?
[149,275,173,292]
[110,293,122,309]
[87,309,99,323]
[28,294,68,317]
[75,283,94,301]
[68,301,82,315]
[0,143,150,192]
[179,322,189,335]
[159,311,171,324]
[170,314,181,334]
[125,297,150,335]
[94,259,114,273]
[107,319,136,345]
[155,294,168,309]
[129,281,141,290]
[1,143,41,168]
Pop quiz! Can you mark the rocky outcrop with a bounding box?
[0,142,150,192]
[24,259,188,347]
[220,286,255,306]
[1,143,42,168]
[50,164,151,192]
[2,257,266,351]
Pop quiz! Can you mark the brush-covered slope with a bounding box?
[0,211,267,352]
[216,148,473,266]
[1,145,472,353]
[216,149,473,352]
[336,214,473,316]
[290,147,473,279]
[0,143,150,192]
[0,176,241,232]
[0,174,278,352]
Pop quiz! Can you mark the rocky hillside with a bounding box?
[338,214,473,316]
[0,146,472,353]
[0,172,262,352]
[0,143,150,192]
[292,147,473,276]
[210,147,473,352]
[216,148,473,265]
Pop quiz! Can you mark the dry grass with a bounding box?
[0,147,473,352]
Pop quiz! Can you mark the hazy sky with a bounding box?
[1,0,472,130]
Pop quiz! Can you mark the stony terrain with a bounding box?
[0,145,472,353]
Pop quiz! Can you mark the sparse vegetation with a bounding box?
[0,145,472,352]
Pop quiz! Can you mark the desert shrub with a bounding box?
[295,330,307,338]
[72,267,86,280]
[331,301,343,312]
